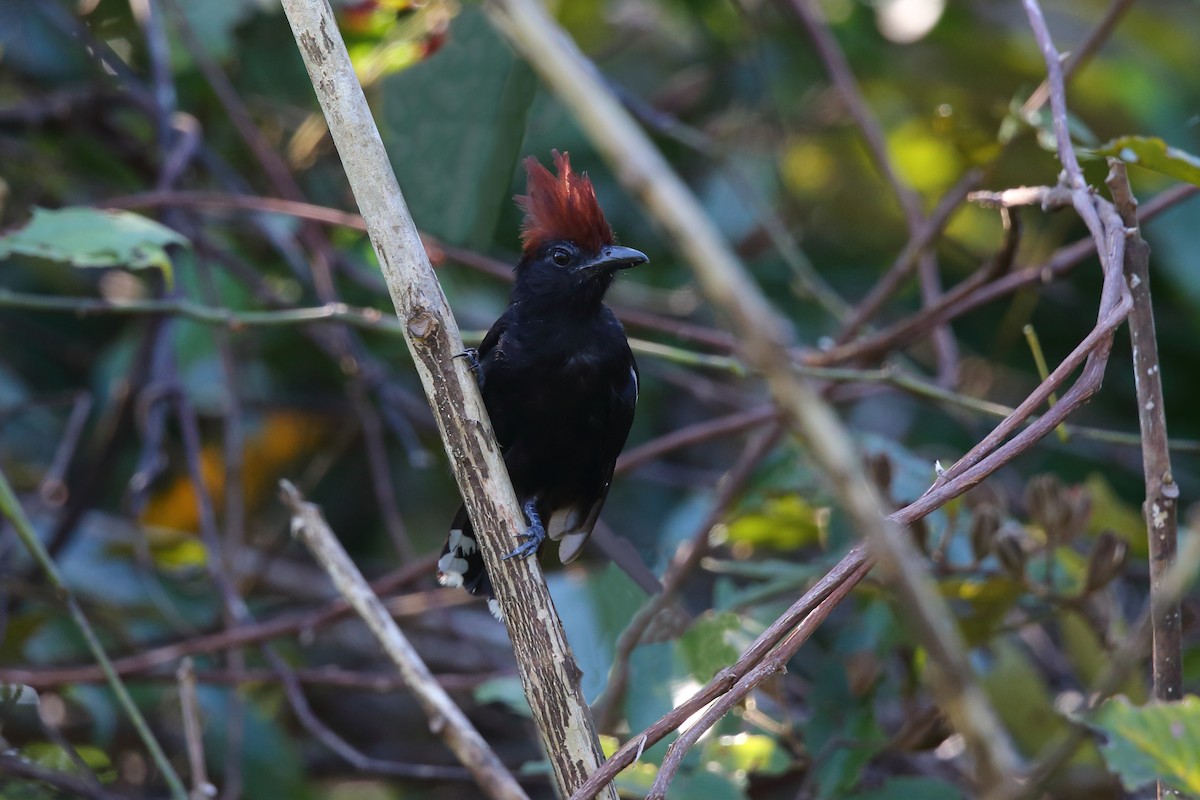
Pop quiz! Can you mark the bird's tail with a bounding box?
[437,506,495,607]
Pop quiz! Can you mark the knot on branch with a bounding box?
[407,310,439,340]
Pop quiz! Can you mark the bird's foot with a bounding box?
[502,499,545,560]
[454,348,483,381]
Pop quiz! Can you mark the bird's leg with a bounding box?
[502,498,546,560]
[454,348,483,385]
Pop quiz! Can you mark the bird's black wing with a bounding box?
[552,349,638,564]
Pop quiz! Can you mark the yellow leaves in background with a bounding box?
[886,119,962,196]
[723,494,828,553]
[139,410,330,564]
[780,139,837,196]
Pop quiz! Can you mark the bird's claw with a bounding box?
[455,348,482,377]
[502,499,545,560]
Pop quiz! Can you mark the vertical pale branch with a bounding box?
[1106,162,1182,708]
[275,1,614,796]
[0,469,189,800]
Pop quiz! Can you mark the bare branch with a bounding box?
[177,658,216,800]
[281,481,528,799]
[1106,162,1182,708]
[645,558,872,799]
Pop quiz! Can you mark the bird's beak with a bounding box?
[579,245,648,273]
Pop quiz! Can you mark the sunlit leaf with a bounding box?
[21,741,114,779]
[1082,695,1200,795]
[937,575,1022,645]
[725,494,826,551]
[0,207,186,285]
[707,733,790,777]
[886,119,963,195]
[1085,136,1200,188]
[680,612,742,682]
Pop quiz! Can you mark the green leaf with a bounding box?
[379,6,536,247]
[474,675,533,718]
[1083,695,1200,795]
[1084,473,1150,559]
[668,767,747,800]
[1085,136,1200,188]
[21,741,113,778]
[0,207,186,284]
[679,612,742,682]
[847,776,964,800]
[977,639,1070,757]
[808,657,886,798]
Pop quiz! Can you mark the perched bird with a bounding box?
[437,151,647,617]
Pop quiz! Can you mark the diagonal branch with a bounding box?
[281,482,528,795]
[278,1,612,796]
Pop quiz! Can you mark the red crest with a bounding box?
[516,151,613,255]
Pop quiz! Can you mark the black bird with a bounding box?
[437,151,647,617]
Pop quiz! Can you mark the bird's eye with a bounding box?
[551,247,572,267]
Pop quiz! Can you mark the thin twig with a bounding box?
[281,481,529,799]
[1019,0,1136,118]
[177,657,216,800]
[193,254,247,800]
[834,169,982,343]
[0,557,437,688]
[0,469,189,800]
[8,665,510,693]
[645,558,873,799]
[593,424,785,730]
[569,546,870,800]
[37,392,93,508]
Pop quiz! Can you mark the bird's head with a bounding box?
[512,151,647,310]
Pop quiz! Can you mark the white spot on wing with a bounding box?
[558,530,590,564]
[630,365,639,402]
[487,598,503,620]
[547,506,582,541]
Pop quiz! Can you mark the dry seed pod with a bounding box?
[1085,530,1129,593]
[1062,485,1092,540]
[964,482,1006,515]
[970,505,1002,563]
[1026,474,1070,540]
[995,531,1027,580]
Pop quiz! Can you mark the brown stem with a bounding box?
[1106,163,1182,711]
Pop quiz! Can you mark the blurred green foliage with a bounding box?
[2,0,1200,798]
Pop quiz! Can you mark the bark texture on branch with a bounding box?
[278,1,613,796]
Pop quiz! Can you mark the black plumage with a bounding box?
[437,151,646,615]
